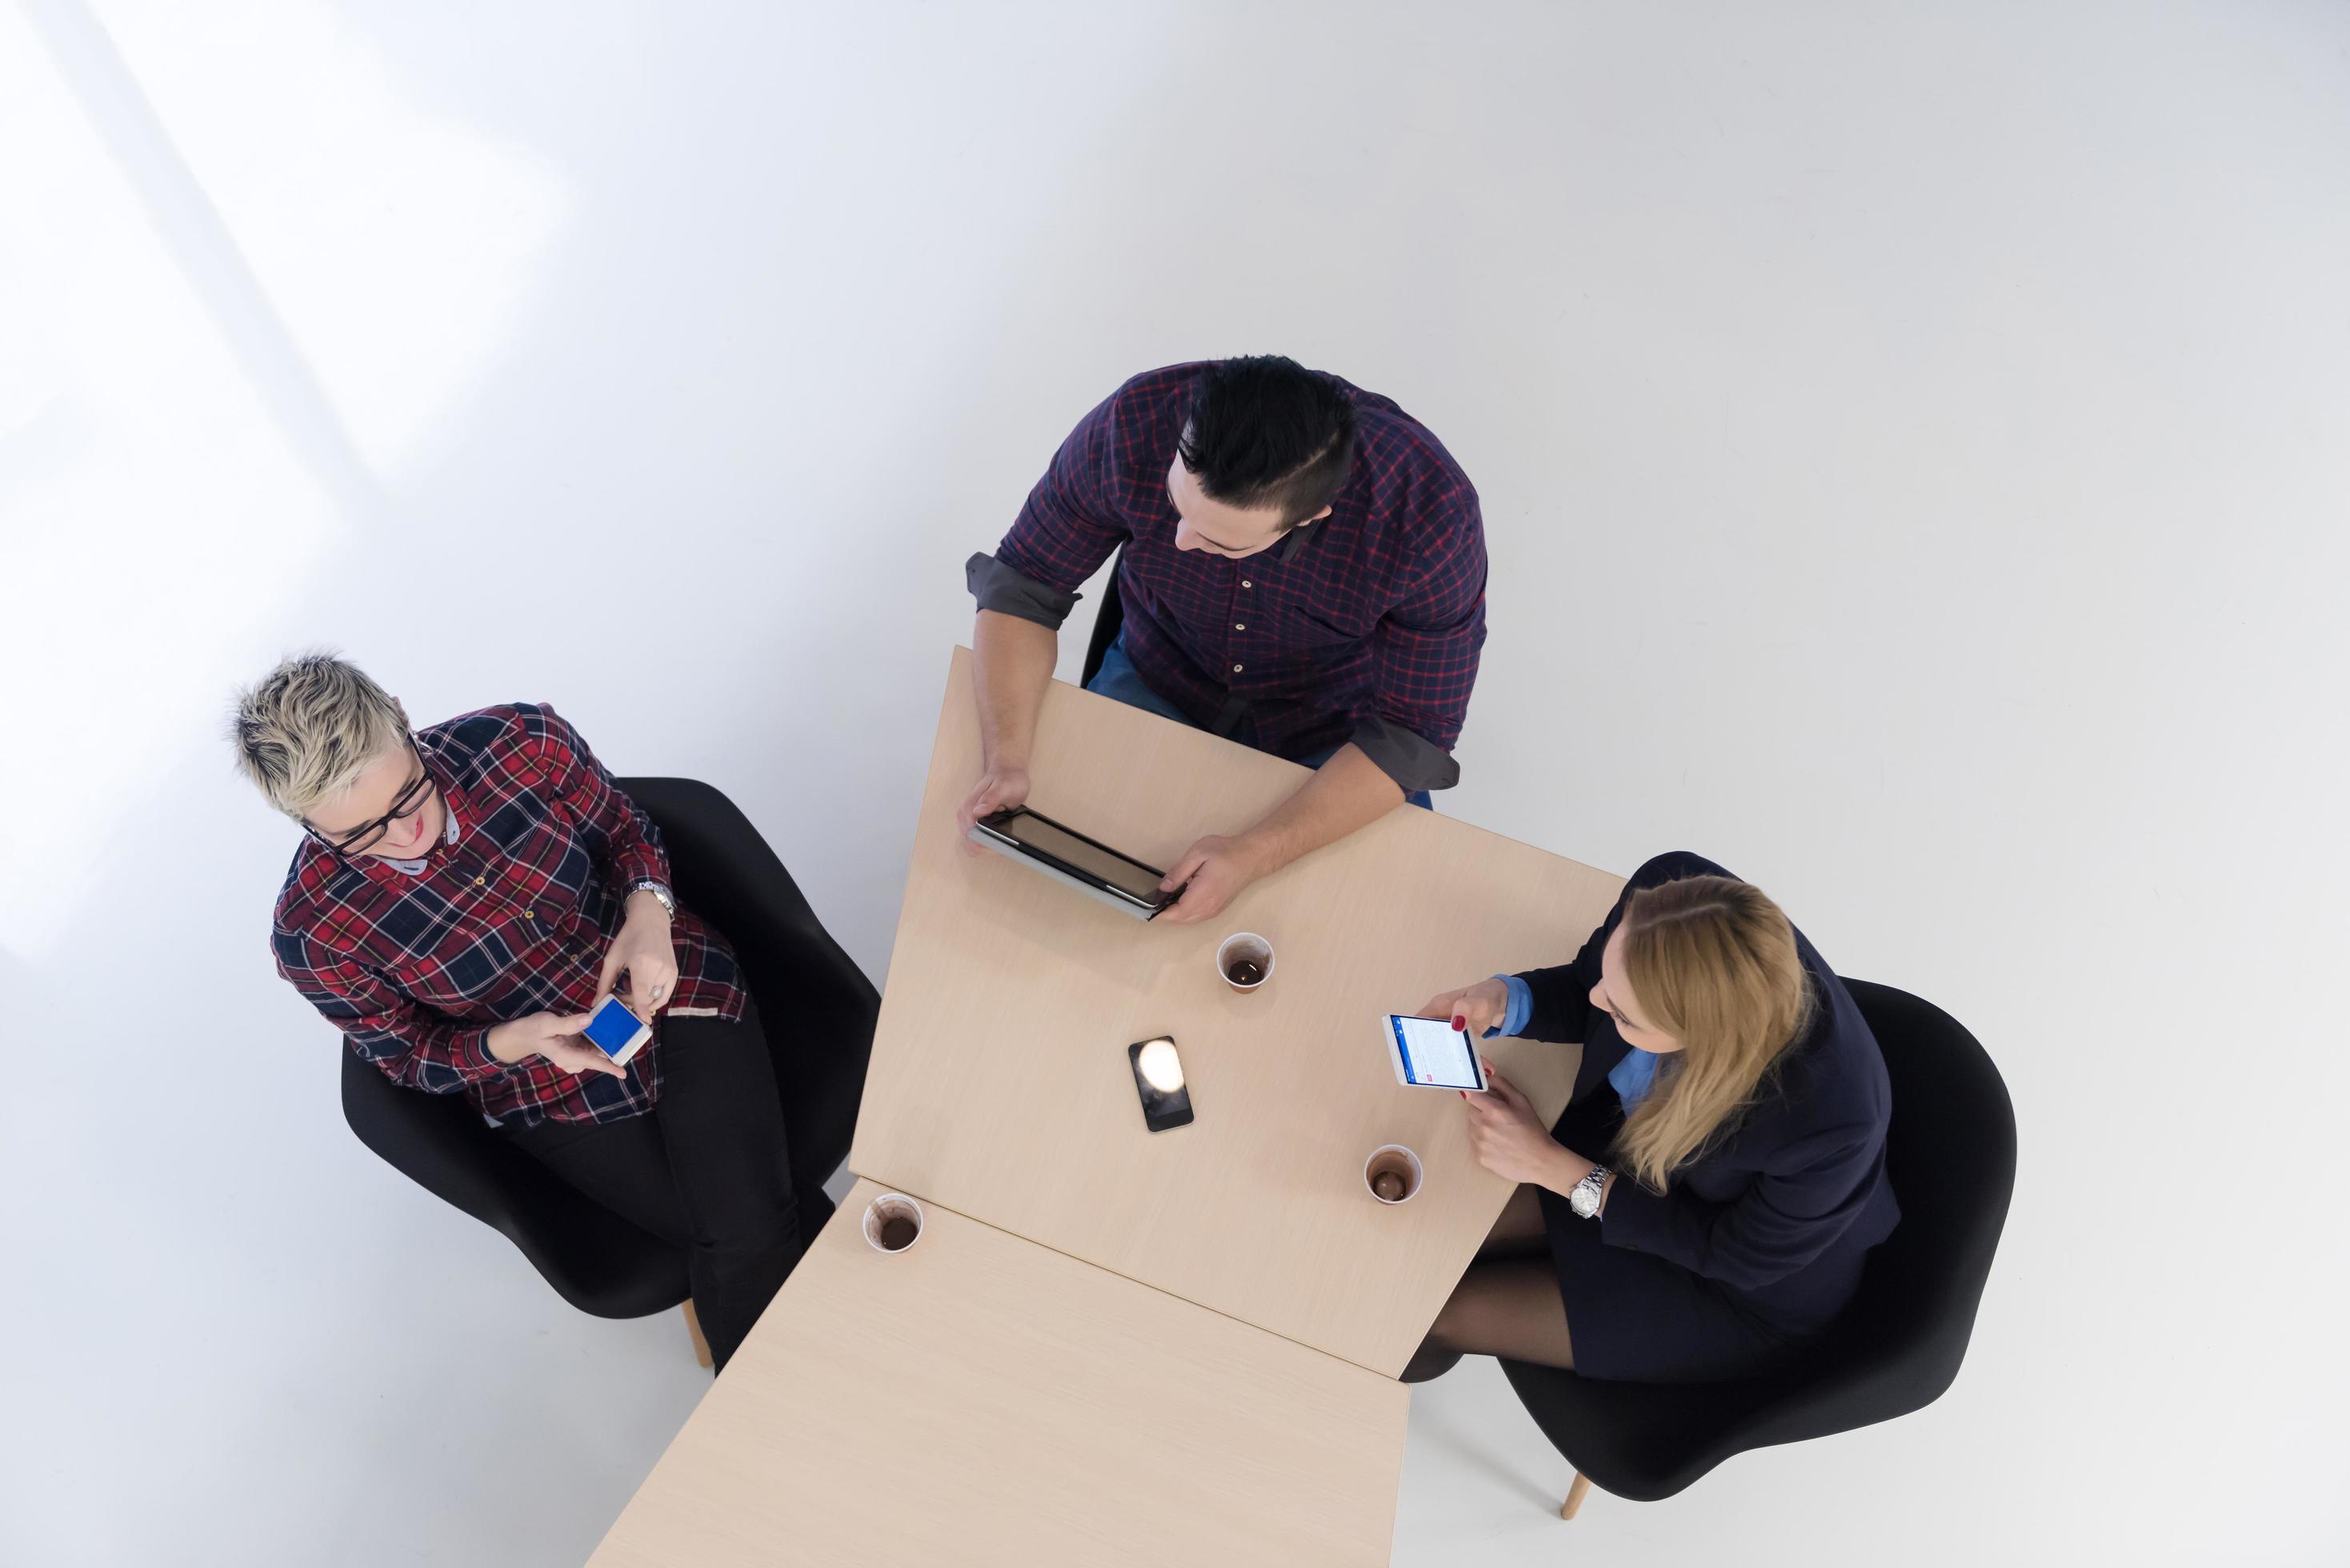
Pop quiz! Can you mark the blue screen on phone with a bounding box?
[582,998,643,1058]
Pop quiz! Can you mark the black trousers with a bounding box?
[502,1000,803,1370]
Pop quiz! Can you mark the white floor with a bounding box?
[4,3,2348,1565]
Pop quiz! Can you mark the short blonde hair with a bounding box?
[229,652,407,820]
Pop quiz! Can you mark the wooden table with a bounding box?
[587,1181,1410,1568]
[852,648,1625,1375]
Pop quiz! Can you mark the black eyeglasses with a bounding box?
[305,741,439,858]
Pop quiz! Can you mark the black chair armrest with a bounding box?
[339,1050,686,1318]
[620,777,878,1188]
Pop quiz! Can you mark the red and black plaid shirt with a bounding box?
[971,362,1487,790]
[270,703,745,1128]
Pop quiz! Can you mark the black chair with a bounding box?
[339,777,878,1363]
[1079,548,1127,688]
[1499,978,2016,1519]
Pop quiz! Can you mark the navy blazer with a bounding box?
[1518,852,1899,1339]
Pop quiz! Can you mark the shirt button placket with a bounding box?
[1231,574,1253,678]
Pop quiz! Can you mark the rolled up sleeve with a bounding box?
[1346,717,1460,794]
[966,552,1079,631]
[973,382,1139,624]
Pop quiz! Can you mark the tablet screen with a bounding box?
[995,811,1165,902]
[1389,1014,1484,1089]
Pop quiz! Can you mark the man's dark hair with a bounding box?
[1177,356,1359,526]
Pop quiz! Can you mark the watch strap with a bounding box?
[625,878,677,919]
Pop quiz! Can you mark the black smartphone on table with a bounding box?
[1127,1036,1194,1132]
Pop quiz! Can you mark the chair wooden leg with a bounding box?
[683,1299,713,1369]
[1559,1471,1591,1522]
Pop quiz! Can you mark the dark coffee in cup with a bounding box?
[1215,932,1274,994]
[1364,1145,1423,1204]
[863,1192,924,1253]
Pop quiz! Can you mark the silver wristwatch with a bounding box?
[1567,1164,1611,1220]
[624,878,677,919]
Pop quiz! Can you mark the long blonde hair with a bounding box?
[1612,874,1814,1193]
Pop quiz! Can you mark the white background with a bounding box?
[3,3,2344,1564]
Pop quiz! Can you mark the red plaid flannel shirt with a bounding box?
[270,702,745,1127]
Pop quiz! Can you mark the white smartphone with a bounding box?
[1383,1014,1490,1093]
[581,994,653,1066]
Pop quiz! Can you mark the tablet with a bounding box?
[967,806,1175,921]
[1383,1014,1489,1092]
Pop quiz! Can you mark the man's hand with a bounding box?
[1151,743,1403,926]
[956,761,1031,856]
[1153,833,1271,926]
[598,893,679,1014]
[486,1011,626,1078]
[963,609,1057,855]
[1417,976,1511,1039]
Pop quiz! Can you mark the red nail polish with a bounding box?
[1451,1016,1467,1031]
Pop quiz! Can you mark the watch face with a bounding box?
[1571,1170,1607,1218]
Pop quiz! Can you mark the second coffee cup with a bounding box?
[1215,932,1275,993]
[863,1191,925,1253]
[1363,1145,1424,1205]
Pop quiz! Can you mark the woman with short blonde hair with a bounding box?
[1405,851,1899,1384]
[229,654,409,820]
[231,652,809,1372]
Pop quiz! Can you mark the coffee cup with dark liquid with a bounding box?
[1363,1144,1423,1205]
[1215,932,1275,994]
[863,1191,925,1253]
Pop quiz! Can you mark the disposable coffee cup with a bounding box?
[863,1192,924,1253]
[1363,1145,1424,1205]
[1216,932,1275,993]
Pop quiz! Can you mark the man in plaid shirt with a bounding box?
[961,356,1487,922]
[234,654,803,1370]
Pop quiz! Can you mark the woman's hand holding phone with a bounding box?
[486,1011,625,1078]
[1463,1063,1575,1186]
[599,893,679,1017]
[1418,976,1510,1039]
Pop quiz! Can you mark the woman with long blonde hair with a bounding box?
[1404,852,1899,1384]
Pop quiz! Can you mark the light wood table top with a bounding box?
[587,1181,1410,1568]
[851,647,1626,1375]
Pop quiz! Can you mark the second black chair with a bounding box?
[339,775,878,1363]
[1079,547,1127,688]
[1499,978,2015,1519]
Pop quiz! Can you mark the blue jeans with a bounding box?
[1087,634,1433,810]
